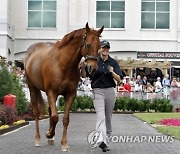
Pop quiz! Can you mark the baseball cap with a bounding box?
[100,40,110,48]
[125,76,130,79]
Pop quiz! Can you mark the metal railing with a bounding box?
[116,86,180,109]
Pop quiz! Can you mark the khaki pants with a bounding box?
[93,87,116,144]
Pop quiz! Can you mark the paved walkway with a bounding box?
[0,113,180,154]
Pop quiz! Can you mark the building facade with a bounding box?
[0,0,180,76]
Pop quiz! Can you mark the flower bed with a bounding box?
[160,118,180,126]
[0,121,29,135]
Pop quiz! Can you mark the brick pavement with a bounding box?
[0,113,180,154]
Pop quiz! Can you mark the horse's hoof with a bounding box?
[48,137,55,145]
[61,145,69,152]
[35,142,42,147]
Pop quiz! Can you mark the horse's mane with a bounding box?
[55,28,85,48]
[55,28,101,48]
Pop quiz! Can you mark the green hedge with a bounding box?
[58,96,94,111]
[58,96,173,112]
[115,97,173,112]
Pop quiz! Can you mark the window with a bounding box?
[96,0,125,28]
[141,0,170,29]
[28,0,56,28]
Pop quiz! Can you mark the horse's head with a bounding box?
[81,23,104,76]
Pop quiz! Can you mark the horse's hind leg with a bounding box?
[46,90,58,141]
[28,85,42,146]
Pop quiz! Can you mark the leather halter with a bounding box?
[82,33,98,62]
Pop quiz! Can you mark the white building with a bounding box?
[0,0,180,77]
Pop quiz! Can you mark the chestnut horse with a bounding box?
[24,23,104,151]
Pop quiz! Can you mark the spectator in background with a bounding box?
[118,82,128,92]
[171,77,178,99]
[142,76,147,91]
[155,77,162,92]
[171,77,178,87]
[162,74,170,88]
[146,82,156,100]
[146,82,154,93]
[134,81,143,92]
[135,75,143,85]
[162,74,170,98]
[124,76,131,92]
[176,77,180,87]
[129,77,135,92]
[142,76,147,86]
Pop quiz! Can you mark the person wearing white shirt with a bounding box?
[134,81,143,92]
[155,77,162,92]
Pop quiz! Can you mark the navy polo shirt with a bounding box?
[91,55,123,88]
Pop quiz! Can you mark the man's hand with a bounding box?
[108,66,121,82]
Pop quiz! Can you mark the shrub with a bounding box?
[0,63,13,102]
[151,99,158,112]
[58,96,65,107]
[137,100,145,112]
[0,105,18,125]
[57,95,173,113]
[114,97,127,111]
[142,99,151,112]
[58,95,93,111]
[25,103,33,116]
[71,99,78,111]
[151,98,173,112]
[124,97,131,111]
[11,74,28,115]
[76,96,93,110]
[130,98,139,111]
[165,104,173,112]
[0,62,28,115]
[114,98,119,111]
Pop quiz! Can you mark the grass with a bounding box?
[156,126,180,139]
[133,113,180,124]
[133,113,180,139]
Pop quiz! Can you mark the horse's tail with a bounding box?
[38,91,46,115]
[25,75,46,116]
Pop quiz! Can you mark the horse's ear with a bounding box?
[97,25,104,35]
[85,22,90,33]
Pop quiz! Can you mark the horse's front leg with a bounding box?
[47,106,55,145]
[61,93,76,151]
[46,91,58,143]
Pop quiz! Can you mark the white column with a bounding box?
[0,0,8,57]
